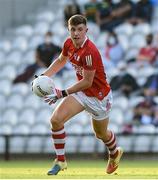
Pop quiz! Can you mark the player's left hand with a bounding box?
[44,89,68,105]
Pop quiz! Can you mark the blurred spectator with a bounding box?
[142,73,158,97]
[97,0,132,31]
[136,33,157,66]
[110,65,139,97]
[64,0,81,26]
[13,31,61,84]
[128,34,158,66]
[103,31,125,69]
[152,107,158,126]
[128,0,153,25]
[132,74,158,125]
[83,0,101,23]
[133,96,157,125]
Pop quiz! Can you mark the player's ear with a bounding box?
[86,28,88,32]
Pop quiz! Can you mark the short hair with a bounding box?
[68,14,87,26]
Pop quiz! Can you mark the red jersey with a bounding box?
[139,46,157,64]
[62,37,110,100]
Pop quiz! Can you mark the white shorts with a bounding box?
[71,91,113,120]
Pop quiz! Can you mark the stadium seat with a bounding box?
[10,136,27,153]
[33,21,50,35]
[36,108,52,125]
[0,136,5,153]
[28,35,43,49]
[97,140,106,153]
[133,23,151,35]
[0,79,11,96]
[109,107,124,125]
[12,124,30,135]
[24,94,40,110]
[95,32,107,50]
[128,96,145,107]
[43,137,55,153]
[129,33,146,49]
[12,83,29,96]
[30,124,48,135]
[118,136,134,152]
[108,123,120,134]
[82,124,93,134]
[6,50,22,67]
[12,36,28,51]
[2,108,18,126]
[124,47,139,61]
[79,136,96,153]
[72,112,90,126]
[26,136,45,153]
[113,96,129,111]
[7,93,24,110]
[36,11,55,23]
[137,125,155,134]
[115,22,134,37]
[65,136,79,153]
[152,136,158,152]
[67,124,83,134]
[87,22,100,40]
[1,64,16,80]
[0,124,12,135]
[18,108,35,126]
[0,51,6,67]
[0,93,6,111]
[134,135,152,152]
[117,33,129,50]
[51,21,67,39]
[0,40,12,53]
[15,24,33,37]
[23,50,35,64]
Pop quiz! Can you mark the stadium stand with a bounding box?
[0,0,158,159]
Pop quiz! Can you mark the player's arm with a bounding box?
[67,69,95,94]
[44,69,95,105]
[42,53,68,77]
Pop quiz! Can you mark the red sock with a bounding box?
[104,131,118,158]
[52,127,66,162]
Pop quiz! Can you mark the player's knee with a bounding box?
[50,114,63,129]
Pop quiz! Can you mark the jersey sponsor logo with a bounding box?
[71,63,83,76]
[85,55,92,66]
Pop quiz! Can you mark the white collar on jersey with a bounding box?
[80,36,88,48]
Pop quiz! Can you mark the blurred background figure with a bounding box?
[13,31,61,84]
[142,73,158,97]
[103,31,125,69]
[128,0,153,25]
[127,33,158,68]
[98,0,133,31]
[83,0,101,24]
[110,65,139,98]
[64,0,81,26]
[133,96,157,125]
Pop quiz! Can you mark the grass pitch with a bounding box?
[0,159,158,179]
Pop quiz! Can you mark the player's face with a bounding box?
[68,24,88,48]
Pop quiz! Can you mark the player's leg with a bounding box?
[48,95,85,175]
[92,118,123,174]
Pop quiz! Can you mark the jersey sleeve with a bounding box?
[82,49,99,71]
[61,39,70,57]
